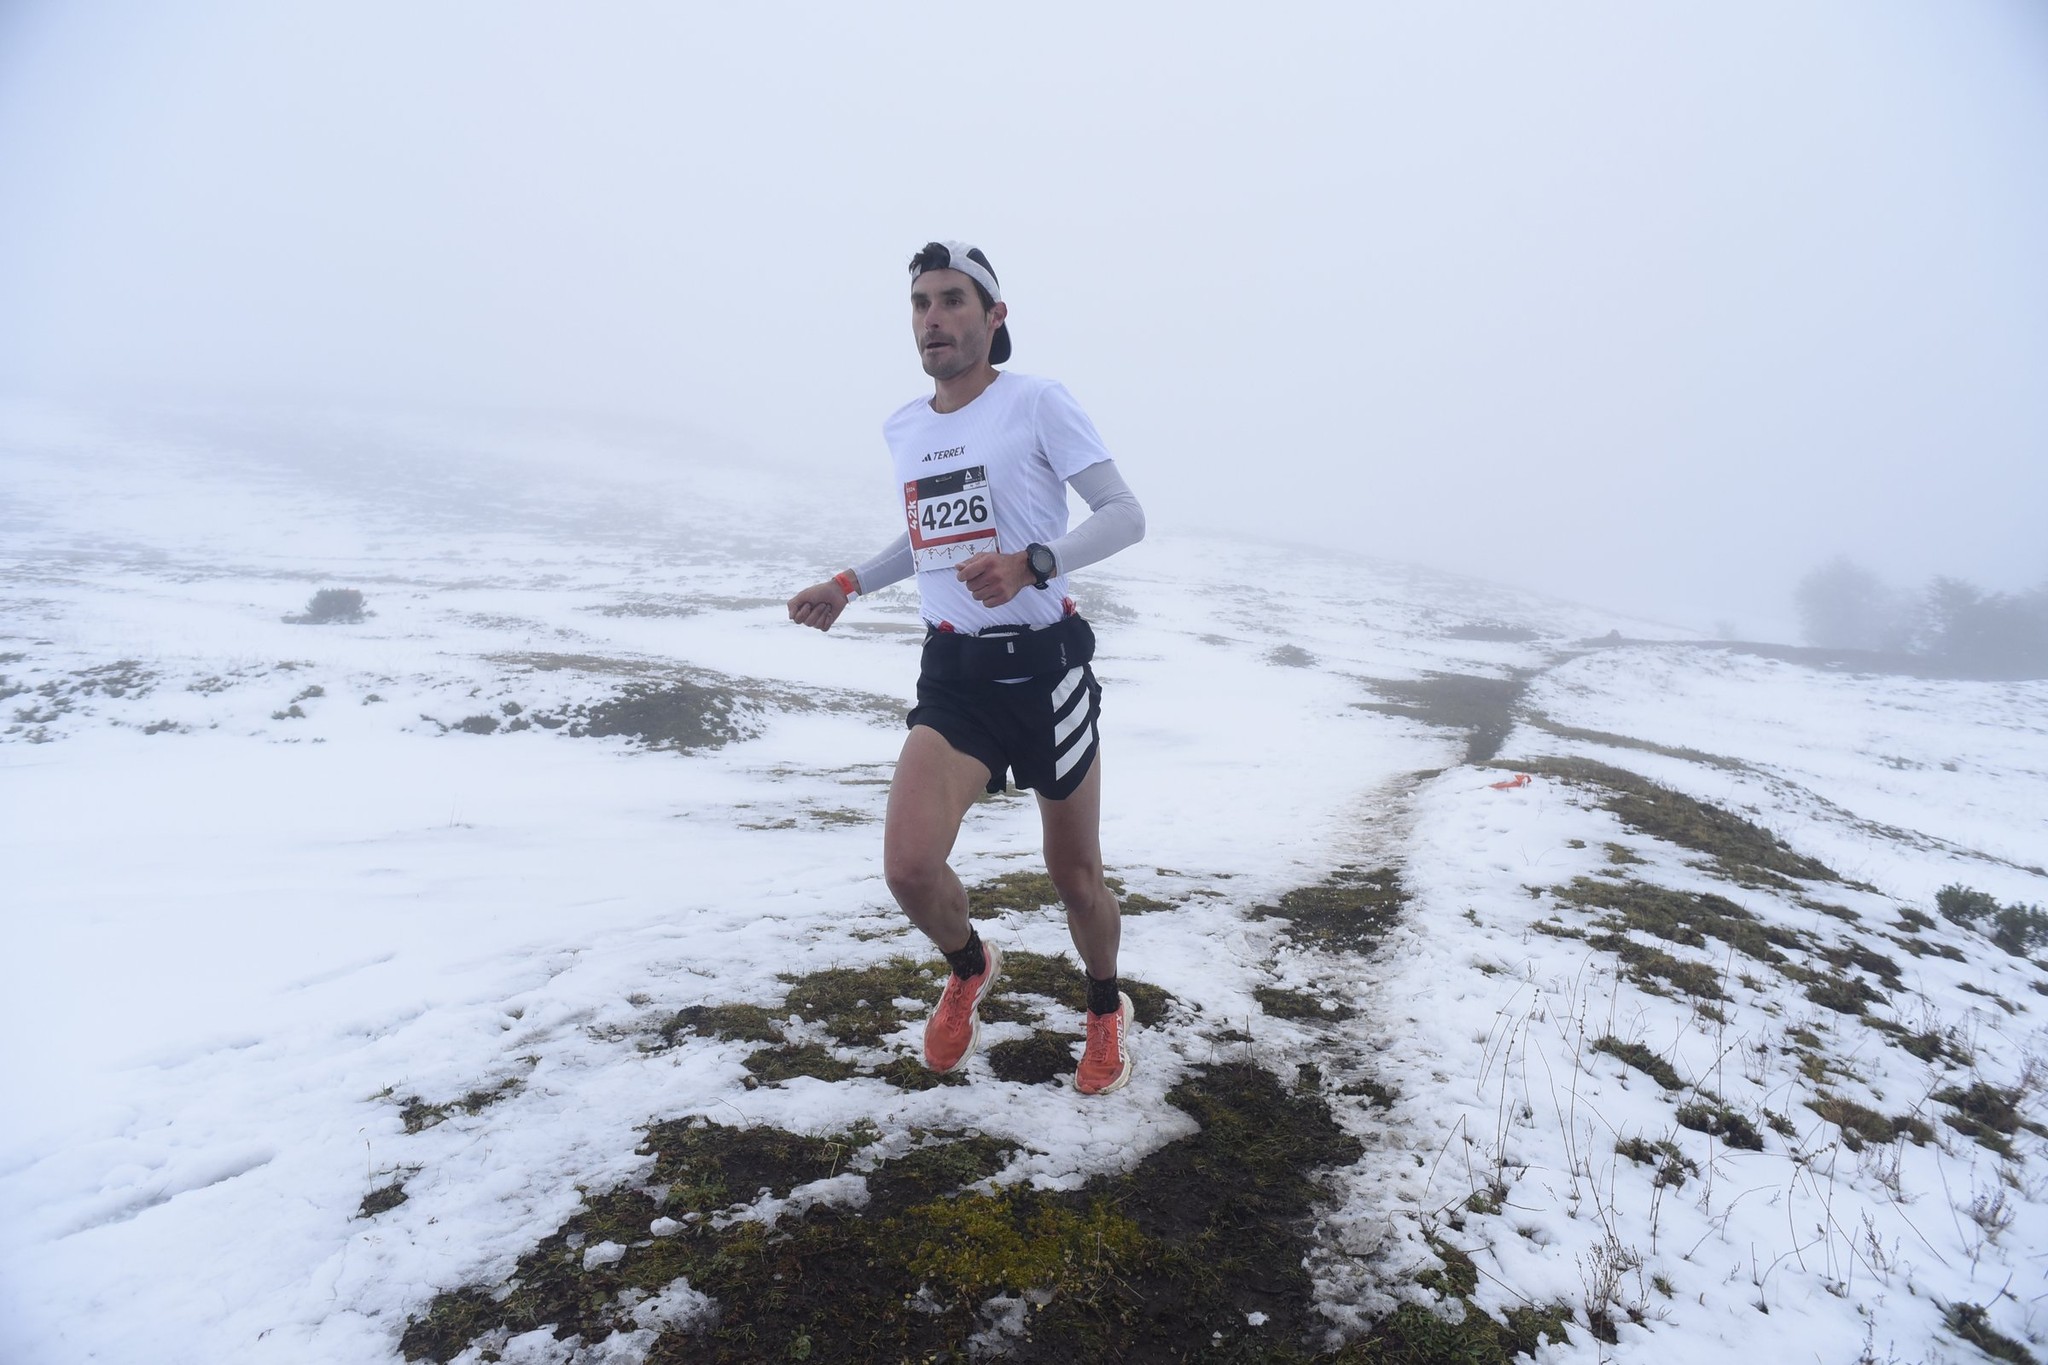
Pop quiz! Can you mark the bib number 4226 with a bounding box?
[905,466,999,570]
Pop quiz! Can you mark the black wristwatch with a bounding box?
[1025,543,1056,589]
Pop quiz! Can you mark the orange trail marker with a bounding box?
[1489,773,1532,790]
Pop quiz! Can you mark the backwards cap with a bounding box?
[908,240,1011,365]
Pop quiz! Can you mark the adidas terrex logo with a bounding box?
[922,445,966,463]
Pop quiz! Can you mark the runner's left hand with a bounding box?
[957,550,1032,608]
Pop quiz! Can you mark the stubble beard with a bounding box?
[921,345,978,382]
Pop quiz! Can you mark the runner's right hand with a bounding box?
[787,581,850,632]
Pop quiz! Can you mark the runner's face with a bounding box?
[910,268,1005,380]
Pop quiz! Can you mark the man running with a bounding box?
[786,241,1147,1095]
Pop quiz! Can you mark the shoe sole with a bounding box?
[927,942,1002,1074]
[1076,993,1135,1095]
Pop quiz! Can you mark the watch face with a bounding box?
[1029,545,1055,581]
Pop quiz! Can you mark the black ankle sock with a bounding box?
[1087,974,1121,1016]
[944,930,986,980]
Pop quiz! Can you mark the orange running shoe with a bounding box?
[923,942,1002,1073]
[1075,992,1134,1095]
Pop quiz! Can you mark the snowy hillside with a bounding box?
[3,402,2044,1365]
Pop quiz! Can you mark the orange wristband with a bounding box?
[832,570,859,598]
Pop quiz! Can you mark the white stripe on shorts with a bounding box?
[1054,722,1096,780]
[1053,692,1092,747]
[1049,665,1085,713]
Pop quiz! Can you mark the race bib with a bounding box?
[904,465,999,571]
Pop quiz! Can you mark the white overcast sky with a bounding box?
[3,1,2044,633]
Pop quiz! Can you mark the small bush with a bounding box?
[1936,884,2048,957]
[287,588,367,624]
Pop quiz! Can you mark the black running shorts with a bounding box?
[908,662,1104,799]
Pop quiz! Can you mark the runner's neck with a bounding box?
[930,365,1002,414]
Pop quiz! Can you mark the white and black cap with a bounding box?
[908,240,1011,365]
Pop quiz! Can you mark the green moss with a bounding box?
[965,869,1174,917]
[1522,757,1837,885]
[742,1043,858,1084]
[908,1192,1147,1304]
[1252,865,1409,953]
[1256,985,1356,1023]
[1334,1298,1576,1363]
[966,869,1064,915]
[993,948,1174,1026]
[402,1288,500,1362]
[777,957,940,1046]
[402,1063,1368,1364]
[1414,1238,1479,1297]
[863,1133,1015,1206]
[661,1002,783,1046]
[1591,1036,1683,1090]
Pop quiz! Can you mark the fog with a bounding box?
[4,1,2045,635]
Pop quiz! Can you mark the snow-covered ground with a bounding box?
[3,400,2043,1364]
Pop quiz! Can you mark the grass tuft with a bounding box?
[1521,757,1837,885]
[1591,1036,1683,1090]
[1807,1096,1935,1151]
[1933,1081,2044,1156]
[1615,1135,1699,1188]
[1942,1303,2036,1364]
[397,1078,522,1134]
[742,1043,858,1084]
[1253,865,1409,953]
[1557,877,1806,966]
[1675,1100,1765,1150]
[357,1181,408,1218]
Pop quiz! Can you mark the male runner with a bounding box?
[786,241,1146,1095]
